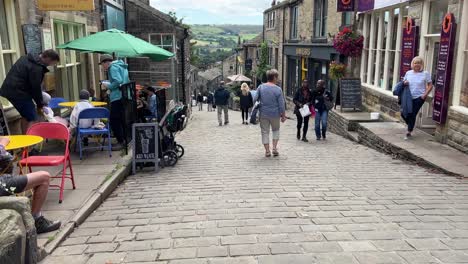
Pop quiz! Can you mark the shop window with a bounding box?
[0,0,19,82]
[290,5,299,39]
[314,0,328,38]
[429,0,449,34]
[149,34,176,53]
[361,5,407,91]
[53,21,87,101]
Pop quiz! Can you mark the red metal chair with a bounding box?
[19,122,75,203]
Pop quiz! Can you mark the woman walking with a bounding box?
[257,69,286,157]
[311,80,333,140]
[239,83,253,124]
[293,79,312,142]
[402,56,433,140]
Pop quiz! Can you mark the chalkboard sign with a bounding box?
[22,24,42,55]
[0,103,9,136]
[339,78,362,111]
[132,123,158,174]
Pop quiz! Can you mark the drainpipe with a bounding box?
[181,28,189,104]
[282,5,286,91]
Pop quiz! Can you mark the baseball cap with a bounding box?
[99,54,113,64]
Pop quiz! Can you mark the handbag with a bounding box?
[309,104,316,117]
[253,86,262,110]
[299,104,311,117]
[324,92,334,111]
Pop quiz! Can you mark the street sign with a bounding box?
[340,78,362,111]
[132,123,159,174]
[433,13,457,124]
[38,0,95,11]
[22,24,42,55]
[400,17,419,80]
[245,59,253,72]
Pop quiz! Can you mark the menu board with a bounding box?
[400,18,419,79]
[22,24,43,55]
[340,78,362,110]
[132,123,158,174]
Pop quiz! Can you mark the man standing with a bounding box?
[99,54,130,150]
[214,81,230,126]
[197,93,204,111]
[207,91,214,112]
[0,50,60,134]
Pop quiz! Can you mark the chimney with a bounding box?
[271,0,276,6]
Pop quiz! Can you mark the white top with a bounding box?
[69,101,99,129]
[403,70,432,99]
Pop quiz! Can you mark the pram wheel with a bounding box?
[175,144,184,158]
[162,150,178,167]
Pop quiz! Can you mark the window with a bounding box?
[428,0,448,34]
[290,6,299,39]
[149,34,176,53]
[105,0,123,9]
[0,0,20,82]
[268,11,276,29]
[342,12,353,26]
[53,21,87,101]
[361,5,407,91]
[314,0,328,38]
[269,47,273,65]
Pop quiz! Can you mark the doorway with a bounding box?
[418,37,439,131]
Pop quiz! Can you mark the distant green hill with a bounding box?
[190,24,262,49]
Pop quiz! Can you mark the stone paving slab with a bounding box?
[42,110,468,263]
[359,122,468,177]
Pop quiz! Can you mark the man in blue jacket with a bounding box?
[100,54,130,150]
[214,81,230,126]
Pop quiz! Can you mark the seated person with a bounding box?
[0,137,61,234]
[40,92,68,126]
[69,90,102,145]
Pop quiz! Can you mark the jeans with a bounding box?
[295,112,310,138]
[110,99,125,144]
[260,117,280,144]
[217,105,229,124]
[198,103,203,111]
[402,97,425,132]
[315,110,328,139]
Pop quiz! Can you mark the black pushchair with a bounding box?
[158,105,187,167]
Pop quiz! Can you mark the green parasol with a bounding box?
[57,29,174,61]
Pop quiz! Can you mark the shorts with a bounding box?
[0,175,28,196]
[9,99,37,122]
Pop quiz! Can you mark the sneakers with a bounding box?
[302,137,309,142]
[35,216,61,234]
[224,121,229,125]
[404,133,412,140]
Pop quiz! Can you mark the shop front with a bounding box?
[284,44,338,98]
[359,0,468,153]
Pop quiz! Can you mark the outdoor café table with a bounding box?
[59,101,108,108]
[5,135,44,151]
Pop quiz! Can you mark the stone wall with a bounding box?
[361,85,400,120]
[446,108,468,153]
[328,110,353,138]
[0,197,37,264]
[126,0,190,104]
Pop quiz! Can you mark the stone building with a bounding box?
[197,68,222,94]
[222,53,238,80]
[357,0,468,153]
[125,0,191,107]
[241,34,262,85]
[0,0,103,133]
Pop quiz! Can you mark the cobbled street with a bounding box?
[44,109,468,264]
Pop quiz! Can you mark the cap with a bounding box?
[99,54,113,64]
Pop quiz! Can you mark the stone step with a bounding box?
[347,131,359,142]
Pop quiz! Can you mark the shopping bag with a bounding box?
[299,104,311,117]
[309,104,316,117]
[250,107,258,124]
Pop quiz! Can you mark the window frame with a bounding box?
[290,5,299,40]
[267,11,276,29]
[313,0,328,39]
[0,0,20,83]
[360,5,406,93]
[149,33,176,55]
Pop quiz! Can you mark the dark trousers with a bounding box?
[241,107,249,121]
[403,97,425,132]
[110,99,125,144]
[296,112,310,138]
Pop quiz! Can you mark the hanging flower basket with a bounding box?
[333,27,364,57]
[329,61,347,80]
